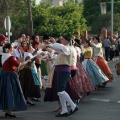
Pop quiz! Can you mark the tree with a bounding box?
[0,0,35,39]
[0,0,88,38]
[0,0,18,34]
[83,0,120,34]
[27,0,34,35]
[33,0,88,37]
[113,13,120,32]
[11,0,29,38]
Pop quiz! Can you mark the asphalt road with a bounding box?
[0,58,120,120]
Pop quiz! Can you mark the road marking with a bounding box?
[117,101,120,103]
[91,98,120,104]
[91,98,110,102]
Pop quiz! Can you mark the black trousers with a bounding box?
[109,50,114,60]
[71,70,77,78]
[105,47,110,61]
[57,71,71,92]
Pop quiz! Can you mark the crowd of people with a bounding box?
[0,33,116,117]
[104,36,120,61]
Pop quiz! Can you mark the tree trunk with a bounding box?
[27,0,34,36]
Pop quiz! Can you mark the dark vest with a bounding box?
[0,45,3,67]
[0,54,2,67]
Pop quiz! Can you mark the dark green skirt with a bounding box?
[40,60,48,77]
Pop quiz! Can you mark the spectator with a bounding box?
[103,36,111,61]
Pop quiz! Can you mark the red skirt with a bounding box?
[72,61,94,93]
[93,56,114,82]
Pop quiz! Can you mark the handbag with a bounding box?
[115,62,120,75]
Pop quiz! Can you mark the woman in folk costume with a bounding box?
[40,35,50,82]
[19,45,41,106]
[45,36,79,117]
[12,42,23,61]
[91,36,114,85]
[83,39,109,89]
[44,47,59,103]
[32,37,43,88]
[0,34,8,71]
[71,39,94,98]
[0,43,30,117]
[78,39,85,63]
[21,41,28,51]
[46,48,57,73]
[45,37,57,74]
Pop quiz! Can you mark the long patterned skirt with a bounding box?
[93,56,114,82]
[40,60,48,77]
[72,60,94,93]
[19,67,41,99]
[0,71,27,111]
[83,59,109,86]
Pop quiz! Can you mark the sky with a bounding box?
[36,0,41,4]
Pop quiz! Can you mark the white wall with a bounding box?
[41,0,82,6]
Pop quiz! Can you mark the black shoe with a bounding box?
[55,112,68,117]
[102,82,107,88]
[86,92,90,96]
[31,98,41,102]
[5,113,16,117]
[69,106,79,115]
[75,99,81,104]
[27,100,35,106]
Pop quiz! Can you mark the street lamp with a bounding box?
[111,0,114,36]
[100,0,114,36]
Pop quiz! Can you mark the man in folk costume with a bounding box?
[0,34,8,71]
[48,36,78,117]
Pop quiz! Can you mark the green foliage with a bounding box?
[11,0,29,38]
[113,13,120,31]
[1,0,120,38]
[0,0,19,34]
[0,0,88,38]
[83,0,120,33]
[33,0,88,37]
[91,13,111,33]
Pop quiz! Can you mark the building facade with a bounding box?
[41,0,82,6]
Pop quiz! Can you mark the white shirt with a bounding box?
[75,47,81,57]
[92,43,103,57]
[49,43,70,55]
[13,47,22,59]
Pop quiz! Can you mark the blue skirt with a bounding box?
[31,68,41,85]
[85,60,108,86]
[0,71,27,111]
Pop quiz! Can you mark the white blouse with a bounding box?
[92,43,103,57]
[49,43,70,55]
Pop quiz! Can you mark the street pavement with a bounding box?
[0,57,120,120]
